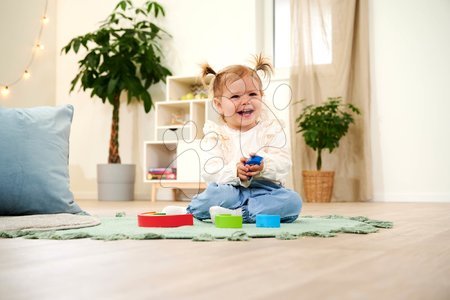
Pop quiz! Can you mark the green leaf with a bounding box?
[141,91,153,113]
[154,2,165,16]
[135,8,146,16]
[73,39,81,53]
[69,72,82,93]
[114,0,131,11]
[146,1,154,14]
[107,77,119,96]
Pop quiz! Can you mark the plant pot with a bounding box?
[302,170,334,202]
[97,164,136,201]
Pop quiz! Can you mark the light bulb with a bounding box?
[23,70,31,80]
[1,86,10,97]
[42,16,49,24]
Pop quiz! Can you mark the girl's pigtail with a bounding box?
[200,63,217,87]
[253,53,273,77]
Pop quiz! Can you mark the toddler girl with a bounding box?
[164,55,302,223]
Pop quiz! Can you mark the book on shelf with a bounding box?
[146,173,176,180]
[147,167,177,175]
[147,167,176,180]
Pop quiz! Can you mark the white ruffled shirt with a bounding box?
[200,119,292,187]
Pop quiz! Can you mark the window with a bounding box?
[273,0,290,68]
[273,0,332,67]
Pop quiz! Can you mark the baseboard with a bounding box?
[73,189,181,201]
[73,192,98,200]
[373,193,450,203]
[75,191,450,203]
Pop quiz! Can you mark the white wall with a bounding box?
[2,0,449,202]
[370,0,450,202]
[0,0,56,107]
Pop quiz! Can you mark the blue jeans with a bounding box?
[186,180,302,223]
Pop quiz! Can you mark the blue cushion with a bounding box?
[0,105,83,215]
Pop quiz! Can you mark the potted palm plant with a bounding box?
[295,97,360,202]
[62,0,172,200]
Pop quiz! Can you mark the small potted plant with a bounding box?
[61,0,172,200]
[295,97,360,202]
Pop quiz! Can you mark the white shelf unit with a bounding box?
[143,75,217,201]
[166,75,207,101]
[154,99,208,142]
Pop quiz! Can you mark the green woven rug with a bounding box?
[0,214,393,241]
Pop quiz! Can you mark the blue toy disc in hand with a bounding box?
[245,155,263,165]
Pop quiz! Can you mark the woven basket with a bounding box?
[302,170,335,202]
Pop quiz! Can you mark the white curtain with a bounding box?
[289,0,372,201]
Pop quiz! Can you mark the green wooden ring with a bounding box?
[215,214,243,228]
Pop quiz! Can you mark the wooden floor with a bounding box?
[1,200,449,300]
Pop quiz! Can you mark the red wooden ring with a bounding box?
[137,212,194,227]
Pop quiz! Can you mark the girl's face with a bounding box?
[214,75,262,132]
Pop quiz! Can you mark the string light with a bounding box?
[23,70,31,80]
[0,0,49,98]
[1,86,10,97]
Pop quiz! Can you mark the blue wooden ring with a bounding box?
[256,214,281,228]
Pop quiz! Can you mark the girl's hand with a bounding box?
[246,161,264,177]
[237,157,250,181]
[236,156,265,181]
